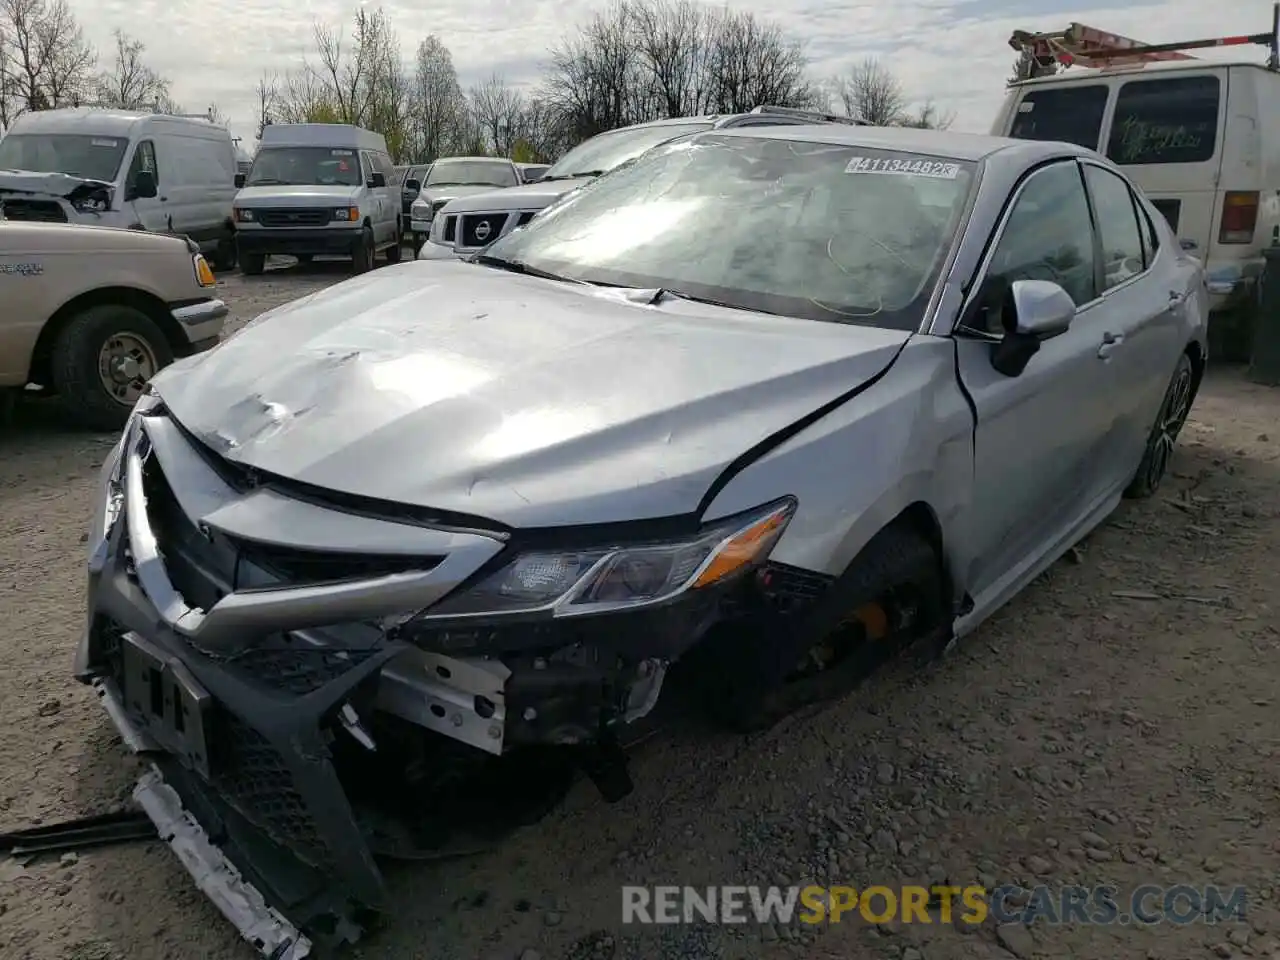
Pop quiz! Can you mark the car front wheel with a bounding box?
[1124,351,1195,499]
[51,304,174,431]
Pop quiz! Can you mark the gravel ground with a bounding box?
[1,260,1279,960]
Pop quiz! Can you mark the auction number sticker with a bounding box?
[845,156,961,179]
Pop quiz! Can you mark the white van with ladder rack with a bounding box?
[991,8,1280,326]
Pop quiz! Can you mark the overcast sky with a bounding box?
[67,0,1278,147]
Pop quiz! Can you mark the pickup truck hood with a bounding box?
[439,177,591,215]
[418,184,509,206]
[152,260,909,528]
[235,184,361,206]
[0,168,112,199]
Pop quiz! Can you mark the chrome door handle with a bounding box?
[1097,332,1124,359]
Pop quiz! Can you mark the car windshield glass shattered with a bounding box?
[426,160,518,187]
[483,134,976,328]
[246,147,362,186]
[541,121,714,179]
[0,134,128,182]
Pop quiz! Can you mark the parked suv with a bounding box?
[417,106,867,259]
[0,220,226,428]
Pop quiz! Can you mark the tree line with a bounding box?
[0,0,221,127]
[1,0,955,163]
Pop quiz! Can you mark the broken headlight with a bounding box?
[419,498,796,620]
[86,390,160,569]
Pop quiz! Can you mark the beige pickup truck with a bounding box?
[0,219,227,429]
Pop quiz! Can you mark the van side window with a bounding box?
[968,162,1097,335]
[1083,165,1145,290]
[128,140,158,186]
[1008,85,1109,150]
[1106,75,1220,165]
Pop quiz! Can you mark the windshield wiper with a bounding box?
[646,288,768,314]
[472,253,588,286]
[246,178,294,185]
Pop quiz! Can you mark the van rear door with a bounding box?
[1101,71,1227,256]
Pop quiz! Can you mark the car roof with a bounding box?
[707,123,1093,164]
[434,155,512,164]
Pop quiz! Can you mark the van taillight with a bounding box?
[1219,191,1259,244]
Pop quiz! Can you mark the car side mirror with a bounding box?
[234,173,246,189]
[367,171,386,188]
[990,279,1075,377]
[405,178,420,192]
[131,170,158,200]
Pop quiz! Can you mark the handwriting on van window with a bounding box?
[1113,115,1204,162]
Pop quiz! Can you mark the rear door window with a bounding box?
[1106,75,1220,165]
[1009,85,1109,150]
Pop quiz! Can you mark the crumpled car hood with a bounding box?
[0,168,111,199]
[152,261,910,528]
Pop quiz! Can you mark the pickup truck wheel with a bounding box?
[52,305,174,431]
[240,251,265,276]
[385,225,403,263]
[698,525,947,733]
[352,227,375,273]
[1124,352,1194,499]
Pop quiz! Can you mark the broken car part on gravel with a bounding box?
[0,808,156,858]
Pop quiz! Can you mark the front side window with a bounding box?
[482,135,976,329]
[246,147,362,186]
[1009,85,1110,150]
[127,140,158,186]
[1083,165,1145,289]
[1106,75,1220,165]
[425,160,518,187]
[0,133,129,182]
[971,162,1097,335]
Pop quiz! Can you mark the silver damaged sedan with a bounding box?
[76,125,1207,956]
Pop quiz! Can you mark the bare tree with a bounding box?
[254,71,278,136]
[0,0,96,123]
[411,35,469,161]
[94,29,168,110]
[832,58,903,125]
[896,99,956,130]
[470,73,525,156]
[542,0,818,149]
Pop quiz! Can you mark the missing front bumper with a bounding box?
[95,675,313,959]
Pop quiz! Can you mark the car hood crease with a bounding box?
[152,261,911,528]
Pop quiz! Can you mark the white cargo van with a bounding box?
[232,124,401,275]
[0,108,240,269]
[992,59,1280,318]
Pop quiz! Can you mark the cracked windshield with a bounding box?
[488,135,973,327]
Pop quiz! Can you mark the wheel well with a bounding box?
[28,288,183,387]
[887,501,953,610]
[1185,340,1205,402]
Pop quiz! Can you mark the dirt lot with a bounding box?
[1,262,1279,960]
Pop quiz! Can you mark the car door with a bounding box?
[124,139,167,232]
[952,159,1117,599]
[1079,161,1187,487]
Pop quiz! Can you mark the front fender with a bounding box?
[702,336,974,594]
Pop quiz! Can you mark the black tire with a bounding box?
[385,224,403,263]
[699,524,947,733]
[240,251,266,276]
[352,227,375,273]
[51,305,174,432]
[1124,352,1195,499]
[411,232,423,250]
[211,238,237,271]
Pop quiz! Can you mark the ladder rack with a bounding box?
[1009,3,1280,71]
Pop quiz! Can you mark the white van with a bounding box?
[992,60,1280,317]
[232,123,401,275]
[0,108,239,269]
